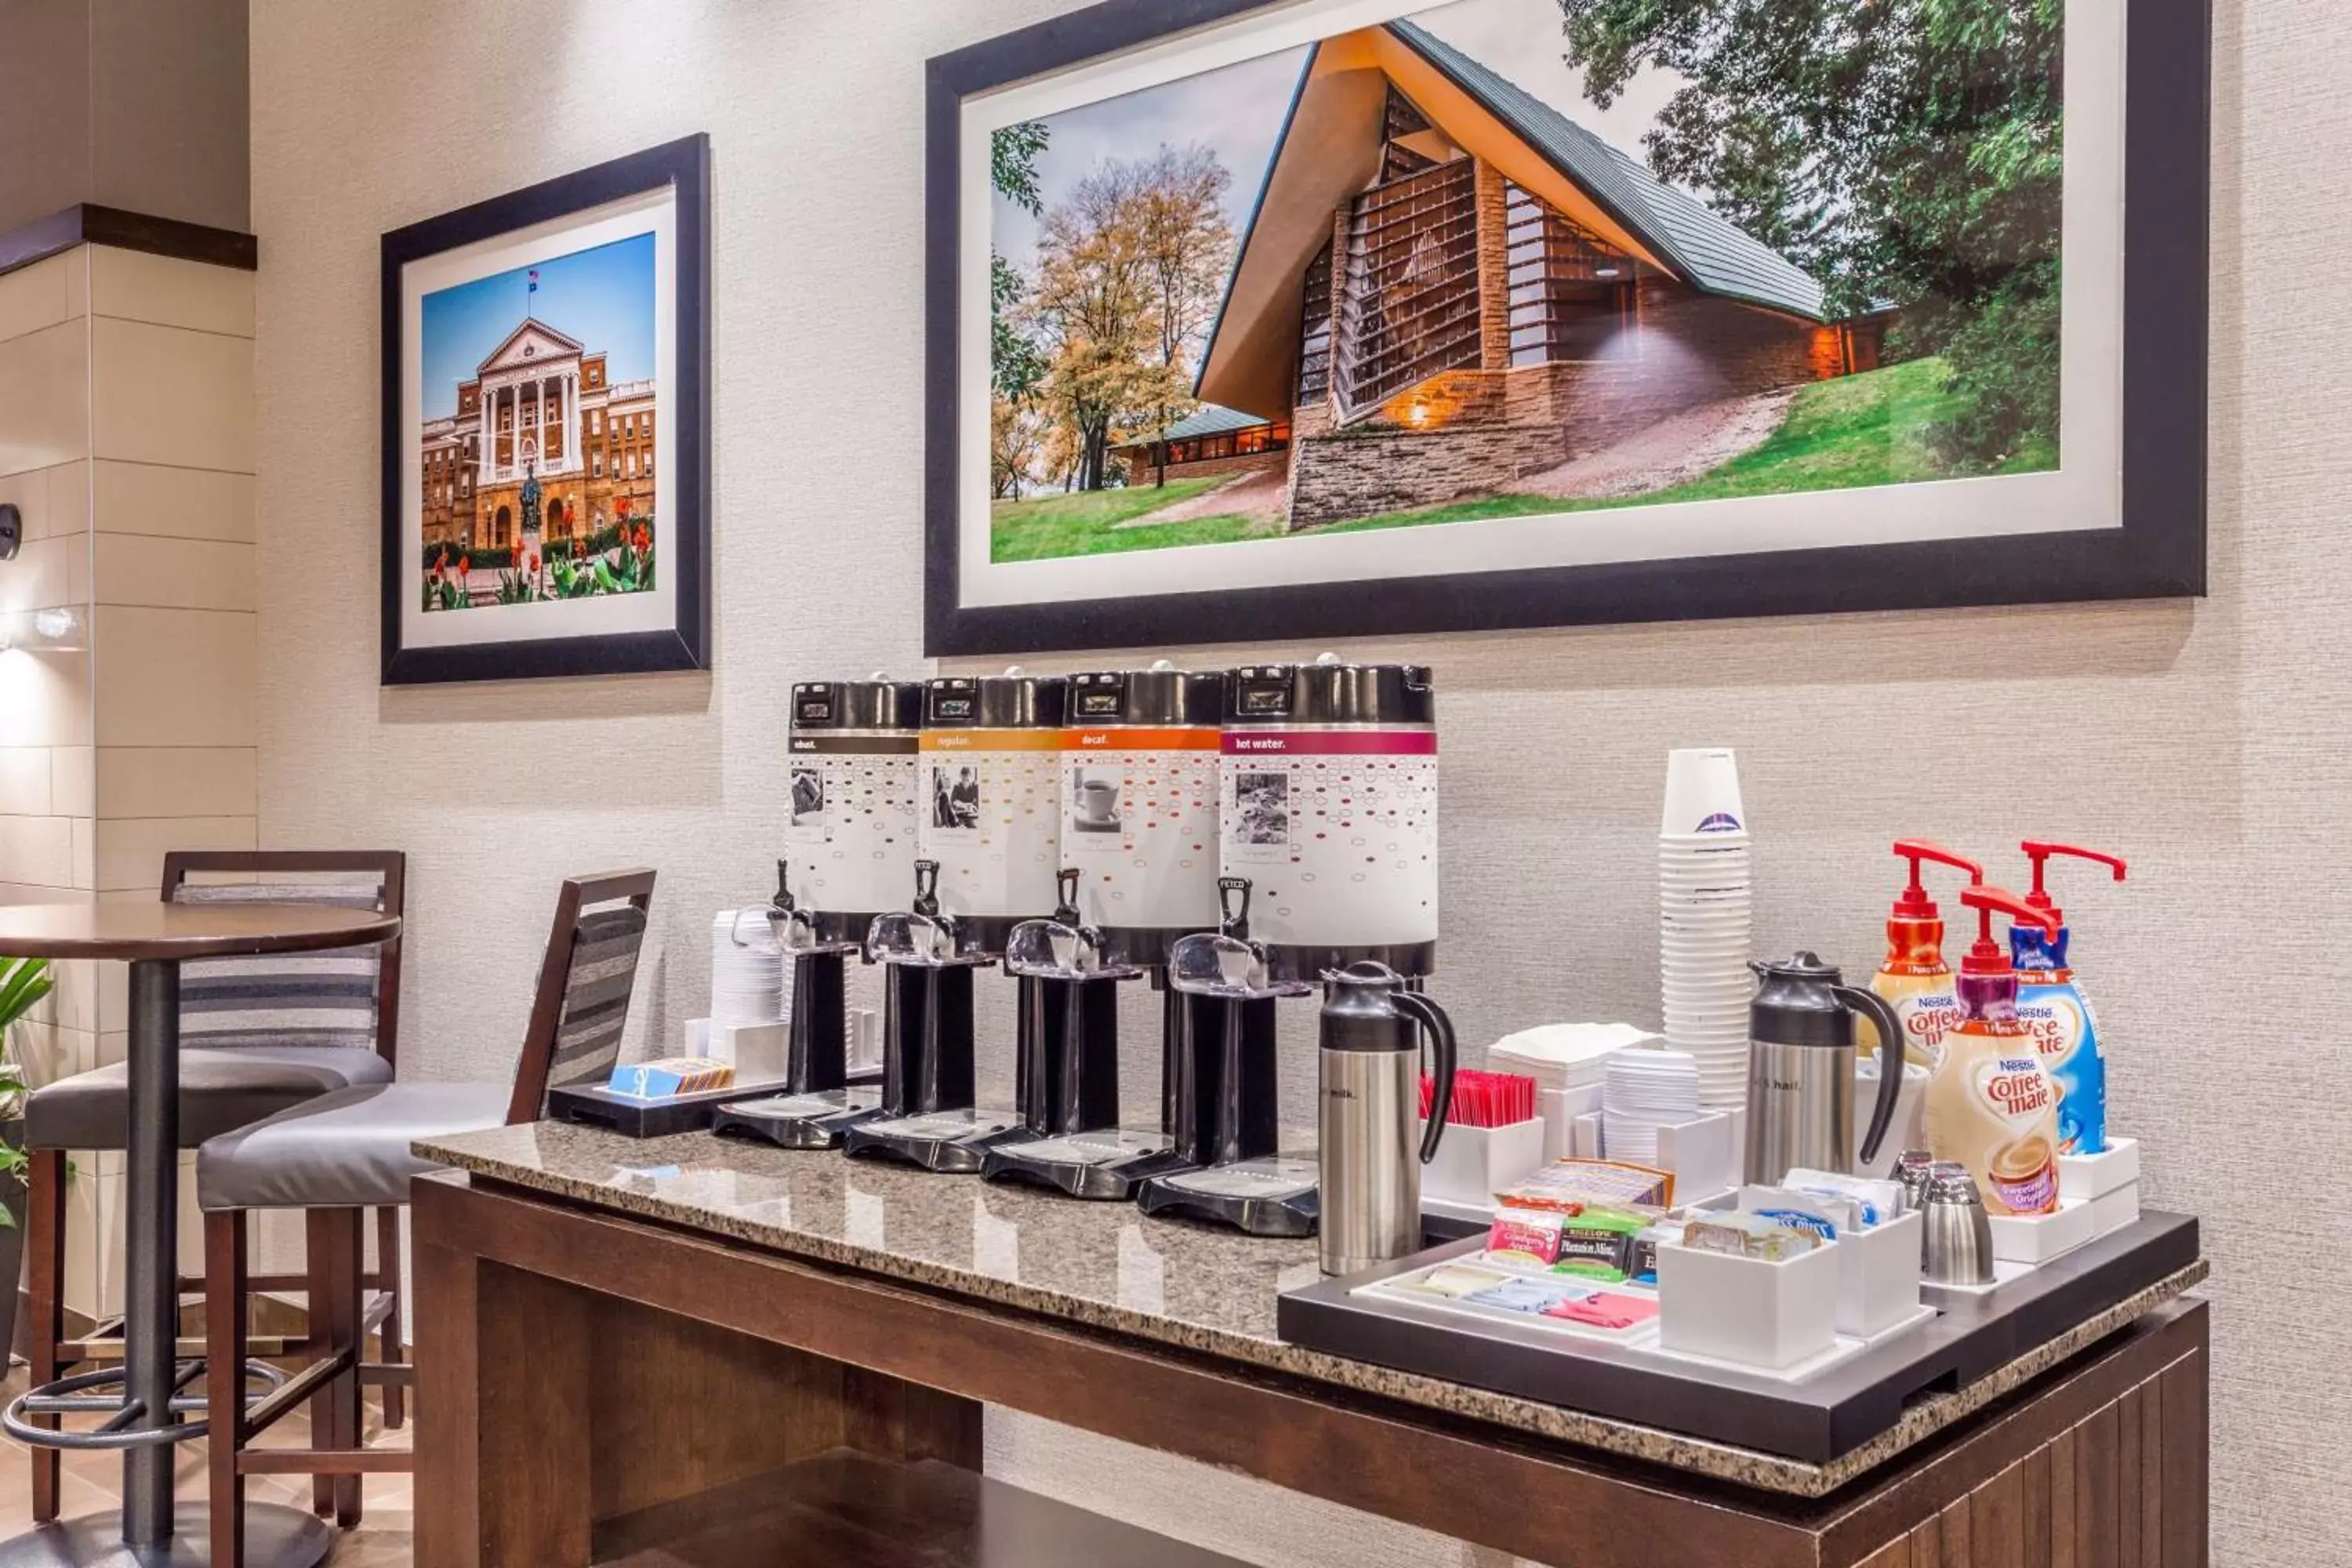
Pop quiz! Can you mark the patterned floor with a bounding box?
[0,1366,414,1564]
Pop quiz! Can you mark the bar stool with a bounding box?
[196,868,655,1564]
[21,850,408,1523]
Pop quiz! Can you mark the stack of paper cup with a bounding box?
[1602,1047,1700,1165]
[1659,749,1752,1112]
[710,908,786,1026]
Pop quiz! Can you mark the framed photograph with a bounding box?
[926,0,2209,655]
[381,136,710,684]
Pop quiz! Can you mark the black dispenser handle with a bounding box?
[1396,990,1457,1164]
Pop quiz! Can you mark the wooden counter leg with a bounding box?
[417,1239,597,1568]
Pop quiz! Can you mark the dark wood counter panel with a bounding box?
[412,1124,2209,1568]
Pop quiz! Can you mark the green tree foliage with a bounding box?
[991,123,1051,401]
[1559,0,2063,469]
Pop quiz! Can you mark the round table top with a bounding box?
[0,902,401,961]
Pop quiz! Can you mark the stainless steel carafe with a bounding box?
[1744,953,1907,1186]
[1316,961,1457,1275]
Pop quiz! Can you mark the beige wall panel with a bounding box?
[91,606,255,747]
[95,746,256,819]
[93,535,256,612]
[89,316,255,472]
[88,245,256,337]
[0,321,91,477]
[93,460,254,542]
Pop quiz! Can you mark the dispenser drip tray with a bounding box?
[844,1107,1024,1173]
[982,1127,1183,1200]
[711,1087,884,1150]
[1136,1153,1321,1237]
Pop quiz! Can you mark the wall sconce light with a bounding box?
[0,503,20,561]
[0,605,86,655]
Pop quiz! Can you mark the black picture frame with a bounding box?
[925,1,2210,657]
[380,135,711,684]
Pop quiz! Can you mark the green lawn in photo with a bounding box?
[989,477,1269,561]
[990,358,2056,562]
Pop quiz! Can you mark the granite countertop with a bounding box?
[414,1121,2206,1497]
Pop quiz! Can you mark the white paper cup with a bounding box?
[1660,749,1748,838]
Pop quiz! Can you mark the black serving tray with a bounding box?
[1276,1210,2198,1463]
[548,1070,878,1138]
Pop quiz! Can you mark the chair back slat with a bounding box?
[172,876,394,1054]
[506,869,657,1124]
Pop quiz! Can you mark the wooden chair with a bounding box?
[198,869,655,1563]
[22,849,407,1523]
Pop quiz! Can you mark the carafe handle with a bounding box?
[1835,984,1908,1167]
[1396,991,1457,1163]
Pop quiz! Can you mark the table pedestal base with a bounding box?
[0,1504,330,1567]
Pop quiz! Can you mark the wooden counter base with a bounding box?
[414,1173,2209,1568]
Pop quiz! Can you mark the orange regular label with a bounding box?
[920,729,1063,752]
[1062,728,1221,751]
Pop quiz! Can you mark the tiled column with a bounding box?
[0,243,258,1319]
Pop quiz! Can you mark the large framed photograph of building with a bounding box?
[381,136,710,684]
[925,0,2209,655]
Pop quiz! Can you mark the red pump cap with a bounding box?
[1959,886,2061,976]
[2019,841,2127,927]
[1891,840,1982,920]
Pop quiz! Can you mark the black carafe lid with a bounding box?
[1226,654,1434,727]
[1749,952,1857,1047]
[927,670,1066,728]
[1068,662,1225,726]
[793,677,923,733]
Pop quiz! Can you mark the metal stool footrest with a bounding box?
[2,1359,287,1450]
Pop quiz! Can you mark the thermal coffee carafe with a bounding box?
[1317,961,1458,1276]
[1221,655,1438,982]
[840,863,1012,1171]
[1134,880,1319,1236]
[978,875,1163,1198]
[1744,952,1908,1186]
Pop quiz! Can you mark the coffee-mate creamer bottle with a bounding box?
[1859,840,1981,1069]
[2009,841,2128,1157]
[1922,886,2064,1216]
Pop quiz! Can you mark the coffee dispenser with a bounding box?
[845,672,1066,1172]
[841,862,1011,1171]
[978,875,1157,1198]
[920,669,1068,956]
[1134,880,1319,1236]
[713,679,920,1150]
[1221,655,1438,982]
[707,862,887,1150]
[1060,662,1227,964]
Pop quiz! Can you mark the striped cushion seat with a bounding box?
[541,905,649,1099]
[176,882,384,1051]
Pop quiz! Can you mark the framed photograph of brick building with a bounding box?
[924,0,2209,655]
[381,136,710,684]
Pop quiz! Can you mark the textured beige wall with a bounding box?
[250,0,2321,1561]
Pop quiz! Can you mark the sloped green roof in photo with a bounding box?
[1151,405,1276,441]
[1388,20,1829,323]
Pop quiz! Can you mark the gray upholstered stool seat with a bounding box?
[26,1045,396,1152]
[196,1081,510,1212]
